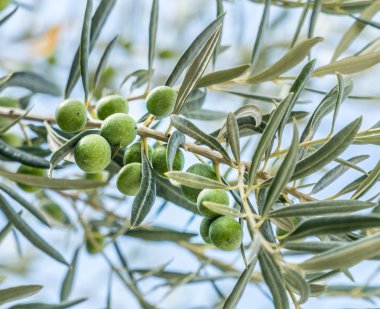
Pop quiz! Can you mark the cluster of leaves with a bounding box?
[0,0,380,308]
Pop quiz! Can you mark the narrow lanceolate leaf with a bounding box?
[311,156,369,194]
[0,183,50,227]
[196,64,250,88]
[308,0,322,39]
[65,0,116,98]
[262,123,299,216]
[93,36,118,91]
[286,215,380,241]
[130,152,156,228]
[299,232,380,271]
[245,37,323,83]
[60,247,81,302]
[0,285,42,305]
[226,113,240,164]
[125,226,196,242]
[0,106,32,135]
[258,250,289,309]
[80,0,93,102]
[49,129,100,177]
[247,93,294,188]
[351,15,380,30]
[0,72,61,96]
[0,194,68,265]
[167,130,185,171]
[0,167,106,190]
[283,267,310,305]
[292,117,362,181]
[331,73,345,134]
[8,297,88,309]
[223,260,256,308]
[351,160,380,199]
[0,5,18,27]
[269,200,376,218]
[332,0,380,62]
[166,171,228,190]
[170,115,232,164]
[284,241,343,254]
[0,220,12,243]
[314,52,380,76]
[0,138,50,168]
[203,201,245,218]
[174,27,222,115]
[165,13,225,87]
[148,0,159,77]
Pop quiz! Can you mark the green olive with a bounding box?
[116,162,142,196]
[74,134,111,173]
[209,216,243,251]
[85,232,105,255]
[41,202,70,225]
[123,142,153,165]
[146,86,177,117]
[96,95,128,120]
[1,132,23,147]
[197,189,229,219]
[0,0,11,10]
[100,113,137,147]
[199,217,215,245]
[0,97,20,129]
[55,99,87,133]
[181,163,217,202]
[152,144,184,177]
[16,165,47,192]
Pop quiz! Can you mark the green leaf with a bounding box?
[165,13,225,87]
[245,37,323,83]
[0,72,60,96]
[125,226,195,242]
[291,117,362,180]
[283,267,310,305]
[0,183,50,227]
[60,246,81,302]
[203,201,245,218]
[351,160,380,199]
[170,115,232,164]
[167,130,185,171]
[0,220,12,243]
[174,27,222,114]
[166,171,228,190]
[284,241,342,254]
[311,155,368,194]
[290,0,311,47]
[49,129,100,177]
[80,0,93,102]
[120,69,150,92]
[226,112,240,164]
[299,232,380,271]
[269,200,375,218]
[351,14,380,29]
[8,297,88,309]
[221,89,290,104]
[223,260,256,308]
[262,122,298,216]
[0,138,51,168]
[314,52,380,76]
[0,5,18,27]
[65,0,116,98]
[0,285,42,305]
[182,109,226,121]
[130,152,156,228]
[308,0,322,39]
[286,214,380,240]
[93,35,118,91]
[196,64,250,88]
[0,167,106,190]
[247,93,294,188]
[0,193,68,265]
[258,249,289,309]
[148,0,159,77]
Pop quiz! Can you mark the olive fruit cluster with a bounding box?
[195,180,242,250]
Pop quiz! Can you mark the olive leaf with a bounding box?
[269,200,375,218]
[202,201,245,218]
[80,0,93,102]
[167,130,185,171]
[0,220,12,243]
[0,193,68,265]
[284,241,343,254]
[308,0,322,40]
[166,171,228,190]
[130,152,156,228]
[351,160,380,199]
[283,267,310,305]
[196,64,250,88]
[0,5,18,27]
[0,285,42,305]
[148,0,159,80]
[60,246,81,302]
[226,112,240,164]
[8,297,88,309]
[120,69,150,92]
[125,226,195,242]
[245,37,323,83]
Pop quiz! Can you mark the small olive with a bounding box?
[197,189,229,219]
[123,142,153,165]
[181,163,217,202]
[146,86,177,117]
[85,232,105,255]
[100,113,137,147]
[74,134,111,173]
[1,132,23,147]
[16,165,47,192]
[55,99,87,133]
[96,95,128,120]
[116,162,142,196]
[41,202,70,225]
[199,217,215,245]
[152,144,184,176]
[209,216,243,251]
